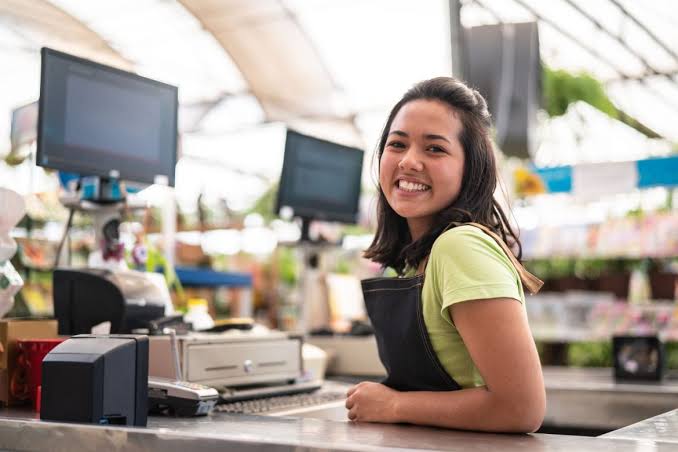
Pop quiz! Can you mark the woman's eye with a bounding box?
[428,145,446,154]
[386,141,405,149]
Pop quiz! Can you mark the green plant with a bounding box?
[568,341,613,367]
[246,184,278,222]
[661,189,674,212]
[549,257,576,279]
[3,148,32,166]
[334,257,352,274]
[544,67,616,118]
[625,206,644,219]
[573,258,607,279]
[543,66,662,139]
[145,245,185,302]
[277,247,298,286]
[341,224,371,236]
[665,342,678,369]
[524,259,553,280]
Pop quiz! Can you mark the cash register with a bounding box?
[53,268,171,334]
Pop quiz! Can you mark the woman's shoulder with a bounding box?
[427,224,524,302]
[431,224,497,255]
[428,224,516,274]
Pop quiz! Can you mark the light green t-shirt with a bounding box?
[405,225,525,388]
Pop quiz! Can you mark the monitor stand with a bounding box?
[80,176,124,204]
[294,218,330,335]
[300,217,312,244]
[59,177,146,269]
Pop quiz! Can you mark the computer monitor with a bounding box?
[275,130,363,233]
[37,47,178,186]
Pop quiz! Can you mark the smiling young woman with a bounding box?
[348,77,546,433]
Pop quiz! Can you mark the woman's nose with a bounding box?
[398,149,424,171]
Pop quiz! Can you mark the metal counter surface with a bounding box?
[542,367,678,431]
[2,407,678,452]
[603,409,678,443]
[2,367,678,451]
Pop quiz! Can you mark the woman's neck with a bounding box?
[407,217,433,242]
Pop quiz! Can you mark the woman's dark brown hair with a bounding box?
[363,77,521,275]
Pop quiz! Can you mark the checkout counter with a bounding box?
[2,365,678,451]
[2,305,674,450]
[2,292,678,449]
[1,394,678,451]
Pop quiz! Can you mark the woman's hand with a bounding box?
[345,381,400,423]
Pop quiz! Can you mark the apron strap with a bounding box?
[415,256,429,276]
[415,222,457,275]
[416,222,543,295]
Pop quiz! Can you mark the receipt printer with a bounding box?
[40,335,148,427]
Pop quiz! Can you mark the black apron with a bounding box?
[361,222,543,392]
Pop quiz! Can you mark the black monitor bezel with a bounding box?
[275,129,363,225]
[37,47,178,186]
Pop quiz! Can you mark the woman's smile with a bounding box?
[394,177,432,196]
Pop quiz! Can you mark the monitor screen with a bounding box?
[37,47,178,186]
[276,130,363,224]
[10,101,38,149]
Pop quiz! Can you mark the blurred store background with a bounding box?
[0,0,677,387]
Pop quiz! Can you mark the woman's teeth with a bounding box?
[398,180,430,192]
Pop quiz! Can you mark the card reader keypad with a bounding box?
[216,391,345,415]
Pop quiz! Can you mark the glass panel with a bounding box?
[286,0,451,112]
[51,0,249,102]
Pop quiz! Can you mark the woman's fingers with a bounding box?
[345,396,354,410]
[347,381,369,397]
[347,408,358,421]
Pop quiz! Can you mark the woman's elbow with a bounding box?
[502,409,544,433]
[511,396,545,433]
[522,412,545,434]
[498,390,545,433]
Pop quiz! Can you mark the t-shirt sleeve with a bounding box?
[429,226,523,318]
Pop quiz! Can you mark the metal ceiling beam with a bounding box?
[607,0,678,72]
[608,68,678,83]
[562,0,669,78]
[470,0,620,75]
[504,0,628,77]
[560,0,678,114]
[466,0,668,138]
[471,0,678,117]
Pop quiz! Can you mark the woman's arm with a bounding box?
[345,297,545,433]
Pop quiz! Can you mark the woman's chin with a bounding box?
[394,208,432,221]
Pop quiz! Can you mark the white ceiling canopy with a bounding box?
[1,0,677,209]
[50,0,249,103]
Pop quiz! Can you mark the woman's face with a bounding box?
[379,99,465,239]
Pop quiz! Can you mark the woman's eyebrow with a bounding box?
[388,130,451,144]
[425,134,451,143]
[388,130,408,137]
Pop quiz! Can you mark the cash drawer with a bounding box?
[186,340,300,385]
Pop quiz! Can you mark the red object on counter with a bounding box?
[16,338,64,411]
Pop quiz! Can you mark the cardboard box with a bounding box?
[0,319,58,406]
